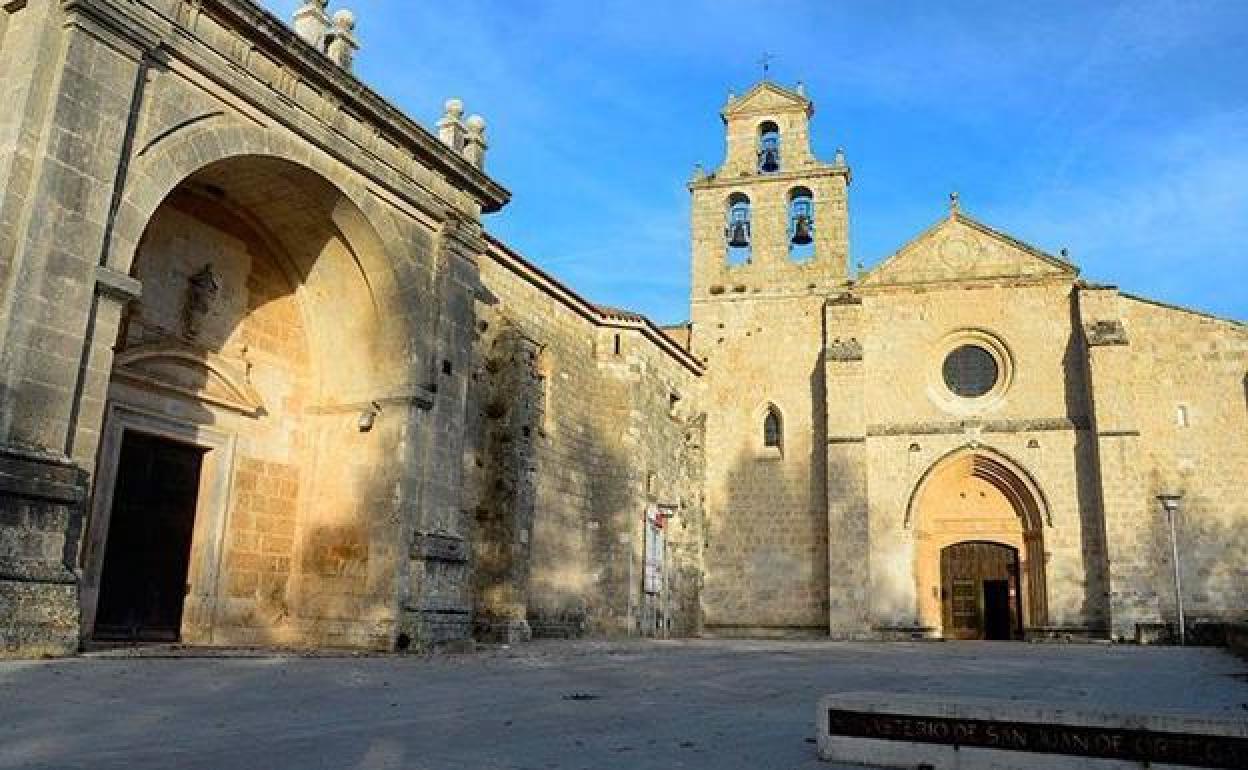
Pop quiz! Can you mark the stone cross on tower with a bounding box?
[758,52,776,81]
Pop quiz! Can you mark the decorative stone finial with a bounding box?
[292,0,330,47]
[325,8,358,70]
[795,80,806,96]
[727,90,736,103]
[438,98,466,152]
[949,191,960,216]
[691,163,707,183]
[834,147,846,166]
[463,114,488,169]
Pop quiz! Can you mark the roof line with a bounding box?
[858,209,1078,285]
[483,235,704,374]
[1117,291,1246,329]
[953,212,1078,272]
[204,0,510,211]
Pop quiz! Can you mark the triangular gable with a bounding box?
[858,212,1078,288]
[722,81,812,120]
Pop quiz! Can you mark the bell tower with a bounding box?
[688,81,851,302]
[689,82,851,636]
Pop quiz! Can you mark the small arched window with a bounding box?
[763,406,783,450]
[725,192,751,266]
[758,121,780,173]
[788,186,814,262]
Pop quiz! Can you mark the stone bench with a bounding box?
[816,692,1248,769]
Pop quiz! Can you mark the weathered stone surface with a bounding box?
[0,0,1244,660]
[0,0,508,656]
[686,80,1246,642]
[466,239,705,641]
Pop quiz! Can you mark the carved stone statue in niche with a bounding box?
[182,264,220,342]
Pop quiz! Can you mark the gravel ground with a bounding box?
[1,639,1245,770]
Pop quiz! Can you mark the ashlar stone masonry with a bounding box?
[0,1,1243,657]
[691,82,1246,642]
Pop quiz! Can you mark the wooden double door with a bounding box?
[940,541,1022,641]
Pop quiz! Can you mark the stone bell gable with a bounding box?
[858,207,1078,288]
[720,81,813,119]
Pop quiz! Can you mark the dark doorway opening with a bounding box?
[94,431,206,642]
[940,541,1022,641]
[982,579,1012,640]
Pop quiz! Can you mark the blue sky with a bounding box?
[266,1,1247,325]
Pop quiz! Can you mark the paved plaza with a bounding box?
[1,640,1245,770]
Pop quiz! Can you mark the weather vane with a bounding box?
[759,52,776,81]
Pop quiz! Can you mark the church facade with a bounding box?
[0,0,1243,657]
[692,82,1247,643]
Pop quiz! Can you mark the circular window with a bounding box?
[942,344,999,398]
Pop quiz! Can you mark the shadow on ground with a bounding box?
[1,639,1245,770]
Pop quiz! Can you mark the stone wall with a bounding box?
[1111,294,1247,631]
[694,292,832,633]
[689,83,848,635]
[0,447,85,656]
[0,0,507,656]
[851,276,1106,636]
[466,239,704,641]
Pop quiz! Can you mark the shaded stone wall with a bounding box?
[0,447,85,656]
[0,0,507,656]
[467,324,543,642]
[466,241,705,640]
[1094,293,1248,636]
[104,192,313,645]
[693,292,831,633]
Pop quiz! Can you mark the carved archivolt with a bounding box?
[112,344,265,416]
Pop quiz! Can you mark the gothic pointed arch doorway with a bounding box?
[908,448,1049,640]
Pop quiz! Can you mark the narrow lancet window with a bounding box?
[763,406,783,451]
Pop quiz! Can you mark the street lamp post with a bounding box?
[1157,493,1185,646]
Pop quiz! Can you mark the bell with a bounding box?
[759,146,780,173]
[726,220,750,248]
[791,214,813,246]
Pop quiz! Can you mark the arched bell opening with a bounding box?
[787,186,815,263]
[757,121,781,173]
[82,155,406,650]
[909,448,1049,640]
[725,192,752,266]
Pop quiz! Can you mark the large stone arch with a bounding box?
[79,140,433,650]
[104,123,436,362]
[907,445,1050,638]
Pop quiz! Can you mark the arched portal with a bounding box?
[82,155,409,648]
[909,448,1048,639]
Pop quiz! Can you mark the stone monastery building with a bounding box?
[1,0,1245,657]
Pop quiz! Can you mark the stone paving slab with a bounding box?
[1,639,1245,770]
